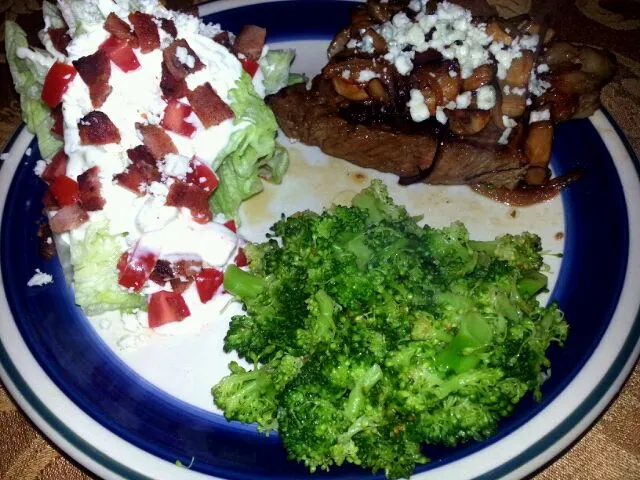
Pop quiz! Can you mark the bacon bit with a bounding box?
[49,204,89,233]
[128,12,160,53]
[127,145,157,165]
[73,51,113,108]
[77,166,106,211]
[78,111,121,145]
[136,123,178,161]
[104,13,139,48]
[174,259,203,278]
[158,18,177,37]
[48,28,72,55]
[51,105,64,137]
[42,190,60,212]
[170,278,193,294]
[187,83,234,128]
[37,222,57,260]
[232,25,266,62]
[160,62,188,100]
[41,150,68,184]
[212,31,232,50]
[166,181,212,224]
[114,156,161,195]
[150,259,173,285]
[163,38,204,80]
[149,258,202,286]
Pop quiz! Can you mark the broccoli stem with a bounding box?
[517,271,548,298]
[345,364,383,420]
[224,265,266,299]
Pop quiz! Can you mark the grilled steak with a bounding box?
[268,0,615,192]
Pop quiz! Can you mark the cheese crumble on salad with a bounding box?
[6,0,298,336]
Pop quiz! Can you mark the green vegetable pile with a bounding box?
[213,180,568,479]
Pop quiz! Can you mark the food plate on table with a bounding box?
[0,0,639,479]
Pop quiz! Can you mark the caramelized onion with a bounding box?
[471,170,582,206]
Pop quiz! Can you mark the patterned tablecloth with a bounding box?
[1,0,639,479]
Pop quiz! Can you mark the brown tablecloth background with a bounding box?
[1,0,639,479]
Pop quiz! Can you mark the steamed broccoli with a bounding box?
[212,180,568,478]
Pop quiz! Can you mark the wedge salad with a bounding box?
[6,0,297,332]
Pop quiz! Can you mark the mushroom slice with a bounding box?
[525,120,554,167]
[486,20,513,45]
[501,93,527,118]
[524,166,551,186]
[332,76,369,101]
[505,51,534,88]
[463,64,494,91]
[328,27,350,59]
[366,78,390,104]
[448,109,492,136]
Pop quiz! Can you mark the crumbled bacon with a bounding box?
[163,38,204,80]
[104,13,139,48]
[171,278,193,294]
[37,222,57,260]
[114,153,161,195]
[77,166,106,211]
[78,111,121,145]
[73,51,113,108]
[128,12,160,53]
[149,258,202,288]
[160,62,188,99]
[187,83,234,128]
[136,123,178,161]
[41,150,68,184]
[49,204,89,233]
[51,105,64,137]
[48,28,72,55]
[166,181,212,223]
[42,190,60,212]
[212,31,232,50]
[158,18,177,37]
[232,25,266,62]
[127,145,157,165]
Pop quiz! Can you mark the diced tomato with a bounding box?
[49,175,80,206]
[41,62,77,109]
[117,244,158,292]
[186,158,219,193]
[148,291,191,328]
[223,219,237,233]
[41,150,68,183]
[234,248,248,267]
[100,35,140,72]
[161,100,196,137]
[195,268,224,303]
[240,58,260,77]
[51,106,64,137]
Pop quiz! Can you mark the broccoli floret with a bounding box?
[470,232,543,271]
[212,354,303,431]
[213,181,568,478]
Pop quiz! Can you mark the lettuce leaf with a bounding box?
[69,219,146,315]
[57,0,105,36]
[210,72,289,219]
[260,49,296,96]
[5,21,62,159]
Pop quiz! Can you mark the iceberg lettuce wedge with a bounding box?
[210,72,289,219]
[69,220,146,315]
[5,21,62,159]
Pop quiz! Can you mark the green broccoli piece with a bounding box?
[212,181,569,478]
